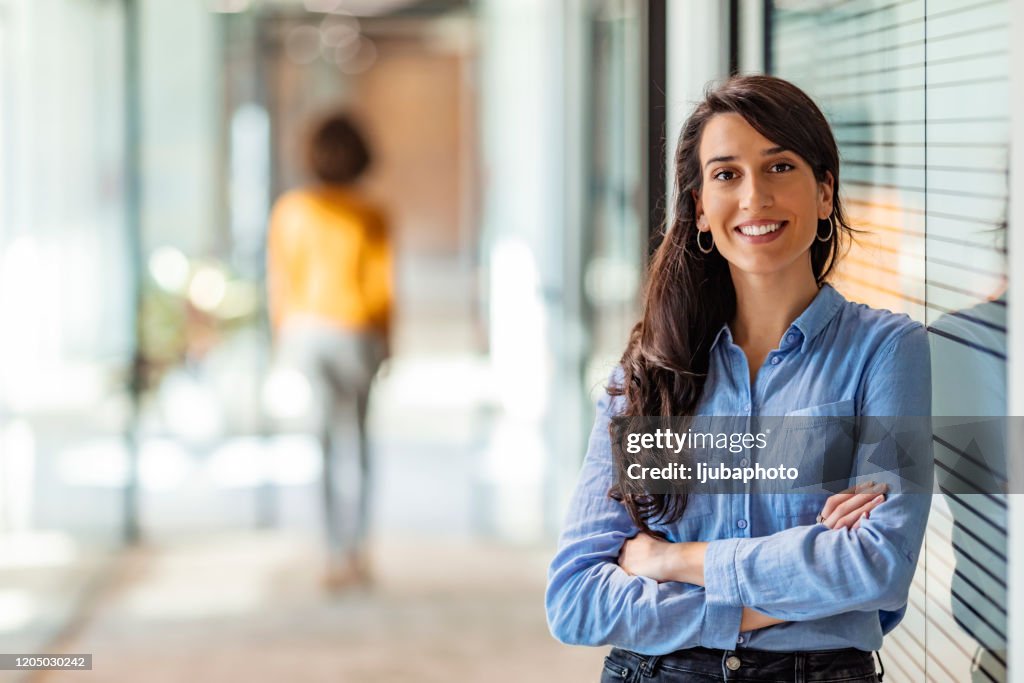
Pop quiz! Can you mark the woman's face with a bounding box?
[693,112,833,280]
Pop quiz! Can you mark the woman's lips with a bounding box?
[734,220,787,244]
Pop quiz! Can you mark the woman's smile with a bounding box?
[734,219,788,243]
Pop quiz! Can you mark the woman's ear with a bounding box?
[692,189,704,226]
[818,170,835,219]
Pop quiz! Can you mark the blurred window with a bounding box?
[0,0,131,648]
[581,0,645,394]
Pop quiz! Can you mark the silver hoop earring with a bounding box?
[697,230,715,254]
[816,215,835,242]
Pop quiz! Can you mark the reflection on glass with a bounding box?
[770,0,1011,679]
[931,231,1007,682]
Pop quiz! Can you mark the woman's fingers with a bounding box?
[819,481,885,520]
[821,485,888,529]
[616,532,677,583]
[819,492,855,521]
[851,494,887,530]
[826,491,885,528]
[822,492,876,527]
[836,494,885,530]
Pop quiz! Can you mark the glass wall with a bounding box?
[769,1,1009,680]
[542,0,650,530]
[580,0,646,393]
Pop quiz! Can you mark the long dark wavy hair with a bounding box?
[609,75,853,532]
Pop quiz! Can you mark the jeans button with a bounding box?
[726,656,742,671]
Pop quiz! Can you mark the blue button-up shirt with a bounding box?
[546,284,932,653]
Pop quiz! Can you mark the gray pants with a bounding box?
[276,323,384,557]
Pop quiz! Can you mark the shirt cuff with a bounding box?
[705,537,744,607]
[700,599,743,649]
[700,538,744,649]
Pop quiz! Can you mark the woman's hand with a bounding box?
[619,536,784,633]
[818,481,888,530]
[617,532,675,582]
[617,533,707,584]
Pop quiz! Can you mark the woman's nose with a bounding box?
[740,174,773,211]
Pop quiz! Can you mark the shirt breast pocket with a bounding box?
[649,493,713,541]
[776,399,857,522]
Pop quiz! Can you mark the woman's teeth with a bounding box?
[738,222,784,236]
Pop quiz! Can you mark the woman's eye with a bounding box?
[712,170,736,181]
[769,162,794,173]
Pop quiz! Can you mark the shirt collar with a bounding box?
[789,283,845,350]
[709,283,845,352]
[709,324,733,351]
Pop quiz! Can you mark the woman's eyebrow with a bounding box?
[704,155,736,169]
[703,146,790,170]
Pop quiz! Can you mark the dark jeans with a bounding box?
[601,646,880,683]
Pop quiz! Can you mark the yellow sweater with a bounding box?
[267,186,392,335]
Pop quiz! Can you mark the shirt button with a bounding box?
[744,403,752,412]
[739,458,749,467]
[785,333,795,344]
[736,519,748,529]
[771,356,781,365]
[737,635,745,644]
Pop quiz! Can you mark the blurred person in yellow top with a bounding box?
[267,112,392,591]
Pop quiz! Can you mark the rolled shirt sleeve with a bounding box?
[703,324,933,621]
[545,385,744,652]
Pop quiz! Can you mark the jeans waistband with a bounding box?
[609,646,877,682]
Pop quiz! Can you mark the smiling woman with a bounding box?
[545,76,932,683]
[696,113,833,278]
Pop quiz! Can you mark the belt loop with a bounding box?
[642,655,661,678]
[794,651,804,683]
[720,650,730,681]
[874,650,885,682]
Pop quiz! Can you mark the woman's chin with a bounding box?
[723,251,815,280]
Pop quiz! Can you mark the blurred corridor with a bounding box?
[2,0,1023,681]
[2,0,608,680]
